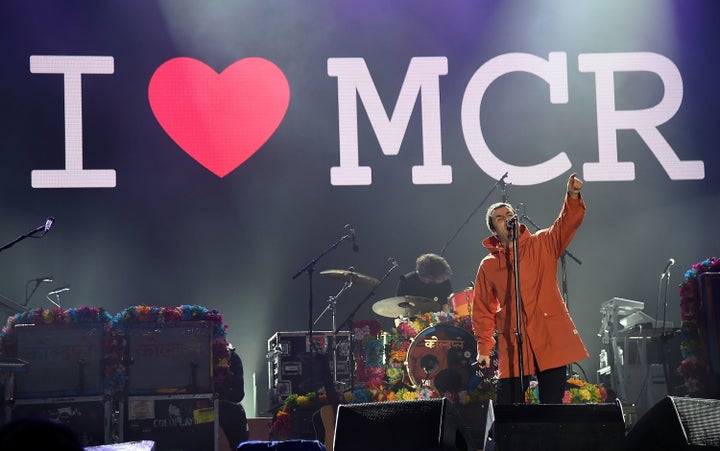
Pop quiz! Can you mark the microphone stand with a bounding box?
[291,230,353,355]
[517,204,582,378]
[334,259,399,388]
[314,279,353,384]
[0,220,52,254]
[657,263,674,395]
[440,172,509,256]
[508,219,525,400]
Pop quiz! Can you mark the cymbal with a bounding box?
[372,295,439,318]
[319,269,379,287]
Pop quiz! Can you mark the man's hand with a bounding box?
[567,173,583,198]
[476,355,491,368]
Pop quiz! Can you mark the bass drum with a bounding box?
[405,324,477,392]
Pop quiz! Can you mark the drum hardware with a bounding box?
[314,277,354,386]
[371,295,438,318]
[292,227,359,395]
[332,258,400,389]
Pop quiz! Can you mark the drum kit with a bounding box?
[320,268,480,392]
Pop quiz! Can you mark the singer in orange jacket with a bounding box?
[472,173,589,404]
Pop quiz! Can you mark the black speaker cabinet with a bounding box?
[12,396,110,446]
[121,394,218,451]
[486,400,625,451]
[333,398,475,451]
[624,396,720,450]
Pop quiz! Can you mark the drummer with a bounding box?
[396,253,453,312]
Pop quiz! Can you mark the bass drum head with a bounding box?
[405,323,477,392]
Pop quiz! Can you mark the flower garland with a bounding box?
[0,305,232,397]
[678,257,720,396]
[352,319,384,383]
[524,377,608,404]
[270,311,495,439]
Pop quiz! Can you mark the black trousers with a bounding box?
[219,400,249,448]
[496,365,567,404]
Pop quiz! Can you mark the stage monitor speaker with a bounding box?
[624,396,720,450]
[333,398,475,451]
[485,400,625,451]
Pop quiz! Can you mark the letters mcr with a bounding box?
[328,52,704,186]
[29,52,704,188]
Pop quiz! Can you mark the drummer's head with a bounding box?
[486,202,516,234]
[416,253,452,284]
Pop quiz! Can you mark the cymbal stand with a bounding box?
[336,259,399,387]
[314,280,353,385]
[291,228,354,354]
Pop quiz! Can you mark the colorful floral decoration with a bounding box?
[111,305,231,392]
[270,393,323,440]
[269,308,618,437]
[270,310,497,439]
[0,306,120,395]
[352,319,383,384]
[525,378,608,404]
[0,305,231,397]
[678,257,720,396]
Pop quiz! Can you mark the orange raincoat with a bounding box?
[472,194,589,379]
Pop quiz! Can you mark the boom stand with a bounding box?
[657,262,674,395]
[291,228,354,355]
[440,172,508,256]
[314,279,353,385]
[0,219,53,254]
[335,259,399,388]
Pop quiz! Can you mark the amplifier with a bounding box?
[13,323,105,399]
[267,331,351,407]
[125,321,213,395]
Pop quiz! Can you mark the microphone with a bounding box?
[47,285,70,296]
[32,217,55,234]
[497,172,510,203]
[660,258,675,279]
[506,216,518,230]
[346,224,359,252]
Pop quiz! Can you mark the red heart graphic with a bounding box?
[148,57,290,177]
